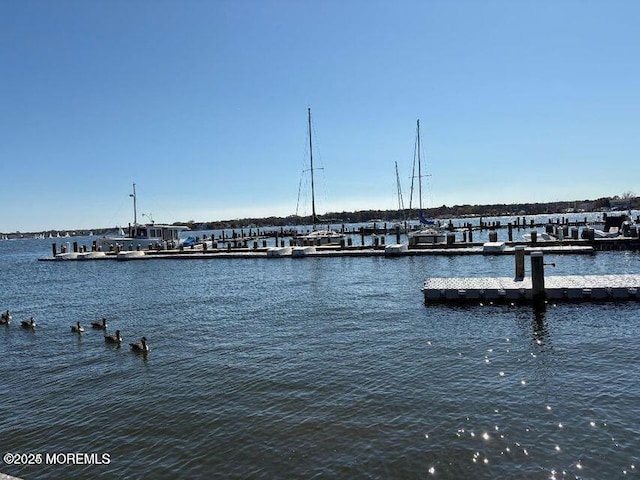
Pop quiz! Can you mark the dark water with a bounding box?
[1,237,639,479]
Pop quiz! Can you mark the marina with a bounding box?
[4,2,640,479]
[2,223,640,480]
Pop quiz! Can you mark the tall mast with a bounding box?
[417,119,423,211]
[129,182,137,226]
[395,161,405,212]
[308,107,317,229]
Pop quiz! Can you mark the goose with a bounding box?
[129,336,149,353]
[70,321,85,333]
[104,329,122,344]
[91,318,107,330]
[21,317,36,329]
[0,310,11,325]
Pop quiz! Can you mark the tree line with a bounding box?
[175,196,638,231]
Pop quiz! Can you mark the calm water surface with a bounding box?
[1,237,639,479]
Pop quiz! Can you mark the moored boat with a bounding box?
[293,108,345,247]
[96,183,189,251]
[406,119,447,246]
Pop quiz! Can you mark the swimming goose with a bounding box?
[104,329,122,344]
[91,318,107,330]
[21,317,36,329]
[129,336,149,353]
[70,321,85,333]
[0,310,11,325]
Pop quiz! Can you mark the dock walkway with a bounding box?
[422,274,640,304]
[40,244,594,261]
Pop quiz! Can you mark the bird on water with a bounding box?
[21,317,36,329]
[91,318,107,330]
[0,310,11,325]
[105,329,122,344]
[129,337,149,353]
[70,321,85,333]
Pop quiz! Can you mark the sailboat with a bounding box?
[293,108,345,248]
[96,183,190,251]
[407,119,445,245]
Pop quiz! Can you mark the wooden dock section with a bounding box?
[422,274,640,304]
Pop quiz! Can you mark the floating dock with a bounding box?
[422,250,640,305]
[423,274,640,304]
[40,243,595,261]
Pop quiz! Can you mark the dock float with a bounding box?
[40,244,594,261]
[422,249,640,304]
[422,274,640,304]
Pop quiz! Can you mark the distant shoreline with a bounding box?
[2,195,637,238]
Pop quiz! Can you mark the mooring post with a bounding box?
[395,225,401,244]
[514,246,525,280]
[52,243,57,257]
[531,251,545,302]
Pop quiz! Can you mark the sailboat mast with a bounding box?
[417,119,423,211]
[130,182,137,226]
[308,107,317,229]
[395,161,405,212]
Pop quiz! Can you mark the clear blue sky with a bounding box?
[1,0,638,232]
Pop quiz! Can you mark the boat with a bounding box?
[391,161,409,235]
[406,119,446,246]
[293,108,345,248]
[96,183,190,251]
[582,212,633,239]
[178,235,214,250]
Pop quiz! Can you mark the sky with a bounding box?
[1,0,639,232]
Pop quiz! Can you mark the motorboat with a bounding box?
[97,223,189,251]
[97,183,189,251]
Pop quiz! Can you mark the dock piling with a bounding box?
[531,251,545,302]
[515,246,525,280]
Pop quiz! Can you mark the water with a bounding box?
[1,237,639,479]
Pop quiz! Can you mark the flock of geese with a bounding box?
[1,310,149,353]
